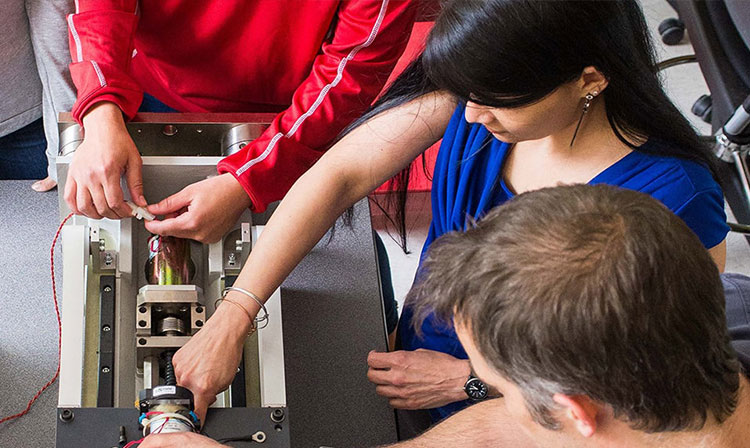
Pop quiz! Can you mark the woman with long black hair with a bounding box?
[148,1,730,440]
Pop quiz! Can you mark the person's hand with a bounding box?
[64,102,145,219]
[367,349,471,410]
[172,302,253,423]
[138,431,226,448]
[144,173,252,244]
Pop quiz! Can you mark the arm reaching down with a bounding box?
[171,91,456,422]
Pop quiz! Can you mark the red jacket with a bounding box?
[68,0,416,212]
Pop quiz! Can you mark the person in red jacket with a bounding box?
[64,0,416,245]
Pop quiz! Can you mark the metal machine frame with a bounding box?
[55,114,290,447]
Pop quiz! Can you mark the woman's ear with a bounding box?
[552,393,599,438]
[578,66,609,97]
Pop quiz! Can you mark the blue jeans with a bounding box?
[0,118,48,180]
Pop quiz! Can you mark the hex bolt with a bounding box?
[104,253,113,265]
[103,286,112,293]
[102,366,111,373]
[59,409,74,422]
[102,325,111,332]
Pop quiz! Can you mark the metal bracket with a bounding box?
[97,276,116,407]
[223,222,252,273]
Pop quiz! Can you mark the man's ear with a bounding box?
[552,393,599,438]
[577,66,609,97]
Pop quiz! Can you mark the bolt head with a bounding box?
[103,286,112,293]
[102,325,111,332]
[102,366,111,373]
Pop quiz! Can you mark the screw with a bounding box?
[195,306,204,314]
[162,125,178,136]
[98,240,105,252]
[138,338,147,345]
[104,286,112,293]
[227,252,236,265]
[155,306,163,313]
[239,142,247,150]
[179,306,188,313]
[104,253,113,265]
[102,325,111,332]
[138,320,147,327]
[271,408,285,423]
[60,409,74,422]
[139,306,147,314]
[195,320,203,327]
[101,366,111,373]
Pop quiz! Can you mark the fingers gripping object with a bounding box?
[127,200,155,221]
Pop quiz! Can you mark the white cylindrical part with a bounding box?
[724,105,750,137]
[146,415,195,435]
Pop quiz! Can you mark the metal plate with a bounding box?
[56,407,290,447]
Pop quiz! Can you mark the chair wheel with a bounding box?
[691,94,713,124]
[658,17,685,46]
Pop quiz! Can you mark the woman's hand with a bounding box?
[172,304,253,423]
[367,349,471,409]
[139,432,226,448]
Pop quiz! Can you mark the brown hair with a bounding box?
[407,184,739,431]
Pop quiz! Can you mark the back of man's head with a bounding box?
[409,184,740,432]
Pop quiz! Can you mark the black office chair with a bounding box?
[659,0,687,45]
[660,1,750,240]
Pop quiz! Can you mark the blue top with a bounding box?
[398,103,730,421]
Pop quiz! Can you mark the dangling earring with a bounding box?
[570,91,598,148]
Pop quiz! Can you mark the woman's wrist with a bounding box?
[209,298,257,341]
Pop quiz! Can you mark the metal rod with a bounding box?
[657,54,697,71]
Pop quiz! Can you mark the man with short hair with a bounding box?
[392,184,750,447]
[142,184,750,447]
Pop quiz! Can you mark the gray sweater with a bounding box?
[1,0,75,179]
[0,0,43,137]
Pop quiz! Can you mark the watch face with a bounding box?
[465,377,489,400]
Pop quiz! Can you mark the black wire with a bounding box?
[216,436,258,443]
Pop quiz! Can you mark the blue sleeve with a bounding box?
[673,187,729,248]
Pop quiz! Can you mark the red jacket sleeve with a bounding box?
[68,0,143,124]
[218,0,417,213]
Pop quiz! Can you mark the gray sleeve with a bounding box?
[0,0,42,137]
[25,0,76,180]
[722,273,750,372]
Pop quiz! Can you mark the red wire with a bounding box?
[0,212,74,425]
[123,438,144,448]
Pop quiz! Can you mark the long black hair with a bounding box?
[340,0,715,250]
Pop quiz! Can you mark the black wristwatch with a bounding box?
[464,375,489,401]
